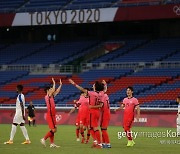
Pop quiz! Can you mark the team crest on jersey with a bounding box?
[56,114,62,122]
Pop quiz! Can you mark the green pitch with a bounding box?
[0,124,179,154]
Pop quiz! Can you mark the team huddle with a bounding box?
[68,79,111,148]
[4,78,141,149]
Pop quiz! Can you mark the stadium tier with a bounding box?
[0,38,179,107]
[91,39,148,63]
[66,0,118,10]
[1,0,178,13]
[0,0,25,12]
[22,0,69,12]
[2,38,179,65]
[0,68,179,107]
[0,41,98,65]
[91,38,180,63]
[0,43,47,65]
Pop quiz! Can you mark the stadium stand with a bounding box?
[91,39,149,63]
[0,43,47,65]
[91,38,180,63]
[0,41,98,65]
[0,38,179,108]
[66,0,118,10]
[1,0,179,13]
[113,0,162,7]
[0,0,25,12]
[22,0,69,12]
[0,68,179,107]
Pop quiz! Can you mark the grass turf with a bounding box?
[0,124,180,154]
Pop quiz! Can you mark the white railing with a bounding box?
[0,64,77,74]
[0,61,180,73]
[81,61,180,71]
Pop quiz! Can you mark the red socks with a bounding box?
[90,129,96,141]
[124,127,132,140]
[86,129,90,141]
[44,131,54,143]
[94,130,101,144]
[76,128,80,138]
[101,129,110,144]
[50,132,54,144]
[44,131,52,140]
[80,128,84,138]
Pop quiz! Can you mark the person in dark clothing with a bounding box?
[27,101,36,126]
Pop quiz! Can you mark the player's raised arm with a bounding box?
[102,80,107,93]
[53,79,63,97]
[49,78,56,97]
[69,79,88,94]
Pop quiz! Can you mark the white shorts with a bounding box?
[13,114,25,124]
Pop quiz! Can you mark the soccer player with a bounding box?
[40,78,62,148]
[77,89,90,144]
[115,86,140,147]
[90,80,111,148]
[176,96,180,136]
[27,101,36,126]
[68,100,81,142]
[4,85,31,144]
[69,79,104,148]
[69,91,90,143]
[100,92,111,148]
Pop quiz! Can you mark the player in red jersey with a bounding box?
[69,100,81,141]
[69,90,90,143]
[69,90,91,143]
[69,79,105,148]
[40,78,62,148]
[99,91,111,148]
[77,89,90,143]
[90,80,111,148]
[115,86,140,147]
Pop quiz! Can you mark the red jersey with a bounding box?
[77,95,89,115]
[99,91,110,114]
[45,95,56,116]
[88,91,100,111]
[123,97,139,116]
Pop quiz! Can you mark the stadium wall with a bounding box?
[0,109,177,128]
